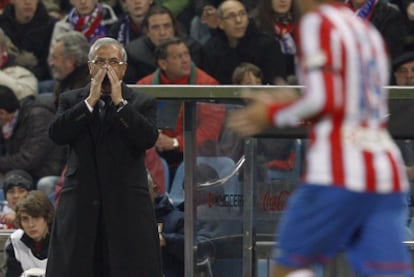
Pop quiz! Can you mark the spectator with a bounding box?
[46,37,162,277]
[108,0,153,46]
[138,0,194,34]
[201,0,286,84]
[0,85,65,184]
[48,30,91,109]
[3,190,54,277]
[0,169,33,229]
[251,0,299,80]
[125,4,203,83]
[232,62,299,180]
[232,62,263,85]
[147,171,184,277]
[345,0,407,60]
[190,0,220,45]
[0,27,38,100]
[36,31,91,198]
[0,0,56,81]
[392,51,414,86]
[147,170,213,277]
[50,0,118,46]
[137,37,225,175]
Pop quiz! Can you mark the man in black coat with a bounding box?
[201,0,286,84]
[46,37,162,277]
[0,86,64,183]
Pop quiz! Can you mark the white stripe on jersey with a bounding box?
[270,3,409,193]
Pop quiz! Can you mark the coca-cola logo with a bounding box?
[262,190,291,211]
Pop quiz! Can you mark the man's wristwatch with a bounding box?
[172,138,179,149]
[115,99,128,112]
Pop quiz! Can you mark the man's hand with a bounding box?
[0,211,16,227]
[87,67,106,107]
[156,132,178,152]
[107,65,124,105]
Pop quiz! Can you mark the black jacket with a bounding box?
[0,2,56,80]
[46,83,162,277]
[201,21,286,84]
[371,0,408,59]
[0,96,65,182]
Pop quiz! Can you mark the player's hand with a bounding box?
[228,89,298,137]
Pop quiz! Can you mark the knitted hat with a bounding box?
[0,85,19,112]
[393,52,414,72]
[3,169,33,195]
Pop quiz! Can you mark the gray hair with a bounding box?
[55,31,90,67]
[88,37,127,63]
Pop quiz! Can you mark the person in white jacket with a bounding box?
[3,191,54,277]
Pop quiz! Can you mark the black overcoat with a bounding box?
[46,83,162,277]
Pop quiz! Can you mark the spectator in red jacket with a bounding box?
[137,36,226,175]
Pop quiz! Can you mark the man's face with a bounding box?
[0,109,13,127]
[146,13,175,46]
[394,60,414,86]
[124,0,152,20]
[159,43,192,80]
[12,0,38,24]
[6,186,28,210]
[88,44,127,93]
[218,1,248,43]
[19,212,49,242]
[272,0,292,14]
[200,5,219,29]
[48,41,76,81]
[70,0,97,15]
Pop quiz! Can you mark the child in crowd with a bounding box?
[3,190,54,277]
[0,170,33,229]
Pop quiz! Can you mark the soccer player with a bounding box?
[228,0,414,275]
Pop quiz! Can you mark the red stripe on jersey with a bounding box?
[387,151,401,192]
[319,15,346,186]
[363,151,376,192]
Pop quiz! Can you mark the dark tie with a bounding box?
[99,96,112,122]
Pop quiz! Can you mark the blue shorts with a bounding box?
[273,184,413,276]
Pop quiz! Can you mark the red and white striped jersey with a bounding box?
[268,3,409,193]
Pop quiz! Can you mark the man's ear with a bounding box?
[158,59,167,71]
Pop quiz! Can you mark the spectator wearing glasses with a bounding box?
[0,169,33,229]
[46,37,162,277]
[201,0,286,84]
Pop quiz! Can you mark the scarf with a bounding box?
[345,0,377,20]
[274,20,296,55]
[67,4,106,43]
[117,14,142,46]
[152,64,198,84]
